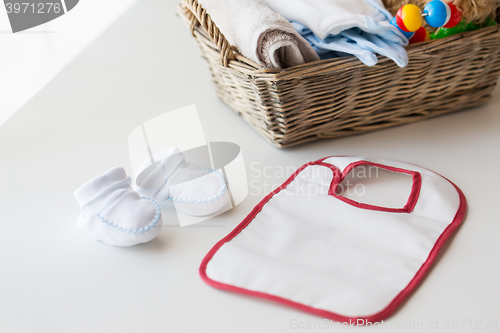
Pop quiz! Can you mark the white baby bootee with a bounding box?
[74,167,162,247]
[134,147,230,217]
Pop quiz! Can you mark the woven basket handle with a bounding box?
[182,0,235,67]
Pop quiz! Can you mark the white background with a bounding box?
[0,0,139,126]
[0,0,499,332]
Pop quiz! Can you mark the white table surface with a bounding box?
[1,0,499,332]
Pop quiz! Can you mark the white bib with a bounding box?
[200,156,466,322]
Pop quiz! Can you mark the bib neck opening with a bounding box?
[318,160,422,213]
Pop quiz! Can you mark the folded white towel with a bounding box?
[198,0,319,68]
[74,167,162,247]
[134,147,230,217]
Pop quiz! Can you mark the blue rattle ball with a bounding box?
[423,0,451,28]
[391,17,415,40]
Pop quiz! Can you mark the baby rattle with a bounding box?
[390,0,463,43]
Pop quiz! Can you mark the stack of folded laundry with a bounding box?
[199,0,409,68]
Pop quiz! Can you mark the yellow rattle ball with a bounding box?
[396,4,424,32]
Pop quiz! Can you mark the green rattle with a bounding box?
[431,17,497,39]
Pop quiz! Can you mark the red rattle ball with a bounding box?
[410,26,431,44]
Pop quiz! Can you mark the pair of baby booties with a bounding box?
[73,148,229,246]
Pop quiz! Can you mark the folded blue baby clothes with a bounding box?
[263,0,409,67]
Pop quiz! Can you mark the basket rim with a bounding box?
[179,4,500,78]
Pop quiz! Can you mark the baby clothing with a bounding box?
[134,147,230,217]
[263,0,409,67]
[73,167,162,247]
[200,156,466,322]
[74,148,231,246]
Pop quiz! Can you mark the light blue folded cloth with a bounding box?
[294,21,409,67]
[263,0,409,67]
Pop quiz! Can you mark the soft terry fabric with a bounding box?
[264,0,409,67]
[200,156,466,322]
[74,167,162,247]
[198,0,319,68]
[134,147,230,217]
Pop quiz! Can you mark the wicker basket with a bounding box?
[178,0,500,148]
